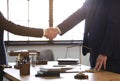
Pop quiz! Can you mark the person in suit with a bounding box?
[0,11,52,81]
[45,0,120,73]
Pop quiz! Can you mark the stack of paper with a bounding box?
[35,65,73,77]
[57,58,79,65]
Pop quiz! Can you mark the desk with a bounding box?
[4,61,120,81]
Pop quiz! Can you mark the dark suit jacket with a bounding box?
[57,0,120,61]
[0,12,43,65]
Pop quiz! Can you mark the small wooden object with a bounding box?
[36,60,47,65]
[20,63,30,75]
[74,73,88,79]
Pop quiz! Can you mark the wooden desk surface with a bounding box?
[4,61,120,81]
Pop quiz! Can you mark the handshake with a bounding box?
[44,27,59,40]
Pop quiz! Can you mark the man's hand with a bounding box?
[94,54,107,71]
[44,27,59,40]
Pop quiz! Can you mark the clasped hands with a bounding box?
[44,27,59,40]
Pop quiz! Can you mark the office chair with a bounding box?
[36,49,54,61]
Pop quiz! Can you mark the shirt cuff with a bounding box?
[55,27,61,34]
[43,29,46,36]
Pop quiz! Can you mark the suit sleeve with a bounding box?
[0,12,43,37]
[57,2,87,35]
